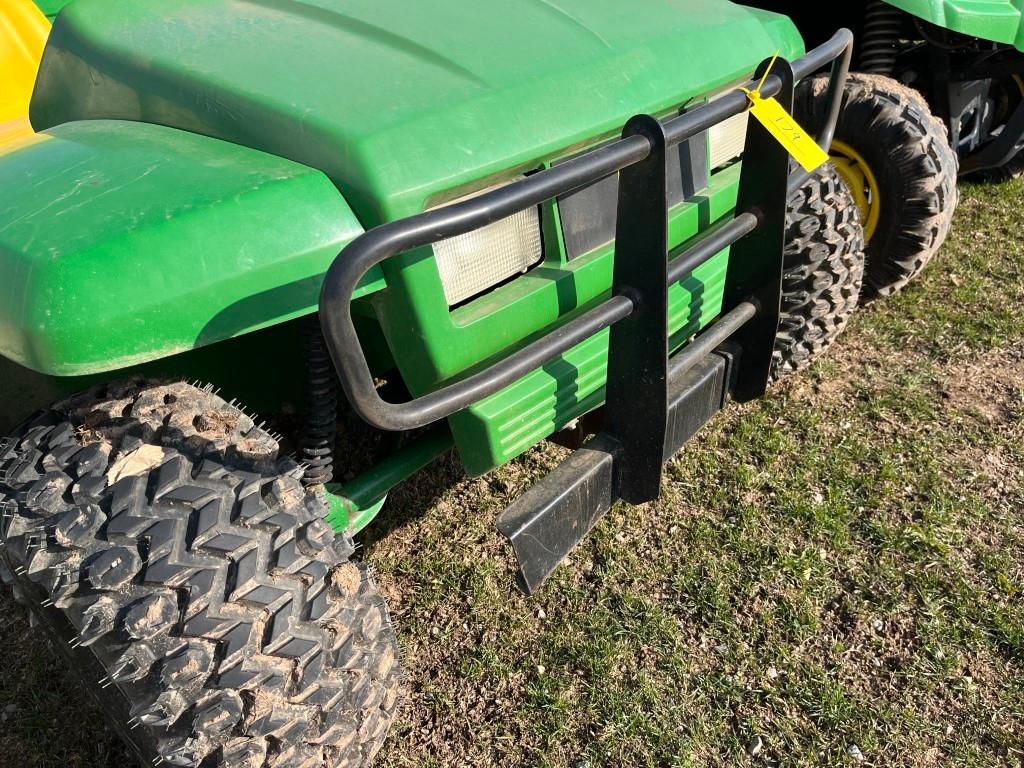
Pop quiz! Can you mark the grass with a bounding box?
[1,178,1023,767]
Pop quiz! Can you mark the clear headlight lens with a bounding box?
[431,177,543,306]
[706,81,752,171]
[708,108,749,170]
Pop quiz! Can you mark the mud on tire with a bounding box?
[797,72,958,298]
[772,163,866,379]
[0,380,401,768]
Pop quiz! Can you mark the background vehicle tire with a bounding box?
[796,72,958,298]
[0,380,401,768]
[772,163,866,380]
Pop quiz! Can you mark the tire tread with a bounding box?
[0,380,400,768]
[797,72,958,298]
[772,163,866,378]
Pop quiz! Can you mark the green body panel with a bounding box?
[11,0,806,480]
[453,164,741,475]
[326,426,453,532]
[0,319,311,434]
[31,0,801,223]
[33,0,74,20]
[0,120,382,375]
[886,0,1024,48]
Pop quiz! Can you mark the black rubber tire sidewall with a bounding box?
[796,72,959,299]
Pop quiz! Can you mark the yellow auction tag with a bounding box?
[739,53,830,173]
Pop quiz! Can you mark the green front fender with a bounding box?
[887,0,1024,48]
[0,120,383,376]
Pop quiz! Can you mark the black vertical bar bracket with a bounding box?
[725,56,796,402]
[604,114,670,504]
[928,45,956,142]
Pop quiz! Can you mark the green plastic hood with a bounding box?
[31,0,803,222]
[0,120,372,376]
[887,0,1024,48]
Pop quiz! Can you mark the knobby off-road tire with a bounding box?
[0,380,400,768]
[772,163,866,379]
[796,72,958,298]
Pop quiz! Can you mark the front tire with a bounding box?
[0,380,401,768]
[797,72,958,299]
[772,163,866,380]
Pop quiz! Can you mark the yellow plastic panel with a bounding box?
[0,116,42,149]
[0,0,50,123]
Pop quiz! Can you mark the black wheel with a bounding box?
[772,163,866,380]
[0,380,401,768]
[796,72,958,299]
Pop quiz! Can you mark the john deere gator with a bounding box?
[762,0,1024,300]
[0,2,862,765]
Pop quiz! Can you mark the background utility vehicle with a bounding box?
[0,2,873,765]
[764,0,1024,297]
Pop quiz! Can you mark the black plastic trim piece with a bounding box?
[498,347,740,595]
[557,130,708,262]
[496,434,617,596]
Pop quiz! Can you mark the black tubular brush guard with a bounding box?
[320,30,854,594]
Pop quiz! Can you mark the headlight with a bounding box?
[708,106,749,170]
[431,177,543,306]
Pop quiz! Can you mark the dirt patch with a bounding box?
[60,379,281,473]
[941,347,1024,424]
[105,444,166,484]
[190,409,241,436]
[329,563,362,597]
[958,444,1024,501]
[778,330,892,406]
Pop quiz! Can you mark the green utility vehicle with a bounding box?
[763,0,1024,296]
[0,2,863,765]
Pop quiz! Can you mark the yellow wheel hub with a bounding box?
[830,139,881,242]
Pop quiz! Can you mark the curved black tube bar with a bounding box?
[319,29,854,432]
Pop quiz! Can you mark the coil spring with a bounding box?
[301,316,338,486]
[860,1,903,75]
